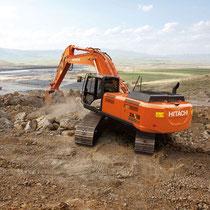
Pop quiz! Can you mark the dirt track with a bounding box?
[0,76,210,210]
[0,128,209,210]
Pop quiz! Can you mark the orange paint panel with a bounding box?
[102,92,192,134]
[102,93,124,119]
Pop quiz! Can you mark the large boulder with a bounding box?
[14,121,26,130]
[59,117,77,130]
[36,116,52,130]
[25,119,38,132]
[0,117,13,129]
[0,110,10,119]
[27,110,46,120]
[15,112,26,122]
[14,112,27,130]
[51,122,60,130]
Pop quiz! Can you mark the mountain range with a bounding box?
[0,47,210,69]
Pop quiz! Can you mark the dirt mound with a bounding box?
[0,91,44,108]
[0,90,87,139]
[170,106,210,154]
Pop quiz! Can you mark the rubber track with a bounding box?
[75,112,103,146]
[135,131,156,154]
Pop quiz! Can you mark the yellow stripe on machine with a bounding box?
[155,112,165,118]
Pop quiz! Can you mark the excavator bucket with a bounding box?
[45,90,65,104]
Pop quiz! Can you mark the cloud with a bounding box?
[138,4,153,12]
[192,20,210,32]
[104,26,121,35]
[134,25,153,33]
[162,22,179,33]
[0,21,210,55]
[0,5,17,20]
[82,28,98,36]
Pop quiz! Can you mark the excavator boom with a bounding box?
[49,45,128,93]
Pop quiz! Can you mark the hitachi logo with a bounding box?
[168,110,188,117]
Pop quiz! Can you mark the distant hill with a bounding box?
[0,47,210,69]
[0,48,61,66]
[0,59,14,66]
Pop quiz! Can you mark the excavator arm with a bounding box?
[49,45,128,93]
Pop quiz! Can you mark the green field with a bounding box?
[119,68,210,84]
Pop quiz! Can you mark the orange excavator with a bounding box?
[47,45,192,154]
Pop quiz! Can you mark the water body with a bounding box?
[0,68,83,94]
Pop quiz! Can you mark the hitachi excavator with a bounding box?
[46,45,192,154]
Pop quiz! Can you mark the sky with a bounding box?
[0,0,210,54]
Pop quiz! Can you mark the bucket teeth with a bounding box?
[75,112,103,146]
[135,131,156,154]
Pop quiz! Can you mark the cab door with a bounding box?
[82,75,102,112]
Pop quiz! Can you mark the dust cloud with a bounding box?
[46,96,88,120]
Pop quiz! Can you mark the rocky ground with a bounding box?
[0,77,210,210]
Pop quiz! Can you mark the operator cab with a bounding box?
[81,73,119,112]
